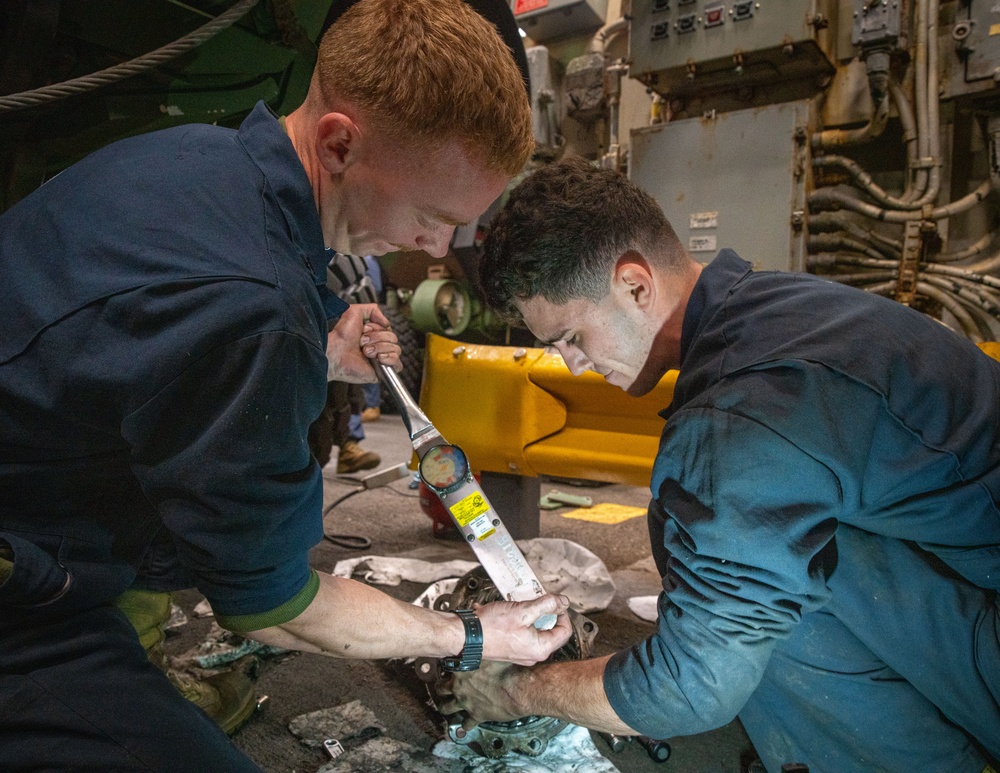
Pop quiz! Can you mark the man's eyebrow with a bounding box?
[426,207,470,227]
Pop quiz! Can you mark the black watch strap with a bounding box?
[440,609,483,672]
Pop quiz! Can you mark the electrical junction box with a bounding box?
[957,0,1000,86]
[629,100,812,272]
[629,0,834,98]
[511,0,609,43]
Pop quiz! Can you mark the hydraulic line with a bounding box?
[809,233,891,262]
[808,212,903,257]
[916,281,984,340]
[965,248,1000,275]
[922,275,1000,318]
[809,179,992,223]
[811,91,890,150]
[913,0,932,200]
[0,0,260,113]
[818,252,1000,293]
[889,79,921,203]
[935,231,998,263]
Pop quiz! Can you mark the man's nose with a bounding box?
[556,343,592,376]
[416,226,454,259]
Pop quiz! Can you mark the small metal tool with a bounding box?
[323,738,345,759]
[598,731,628,753]
[635,735,672,763]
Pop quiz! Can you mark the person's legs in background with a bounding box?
[361,381,381,423]
[317,381,380,474]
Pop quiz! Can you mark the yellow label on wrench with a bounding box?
[450,492,495,540]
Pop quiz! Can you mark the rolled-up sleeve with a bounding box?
[122,327,328,617]
[604,406,842,738]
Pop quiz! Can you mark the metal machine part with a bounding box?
[512,0,609,44]
[409,279,472,337]
[416,566,599,759]
[628,0,835,100]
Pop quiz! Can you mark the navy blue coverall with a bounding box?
[604,251,1000,772]
[0,102,346,770]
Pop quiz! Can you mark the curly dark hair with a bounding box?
[479,156,684,321]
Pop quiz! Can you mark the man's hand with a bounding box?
[477,594,573,665]
[327,304,401,383]
[438,660,526,727]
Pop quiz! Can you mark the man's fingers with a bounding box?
[359,303,390,328]
[535,593,570,617]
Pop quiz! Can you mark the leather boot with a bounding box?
[336,440,380,474]
[114,588,257,735]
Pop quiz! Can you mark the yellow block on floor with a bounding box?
[560,503,647,525]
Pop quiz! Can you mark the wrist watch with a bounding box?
[440,609,483,672]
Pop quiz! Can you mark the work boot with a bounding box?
[337,440,380,474]
[361,406,381,422]
[169,665,259,736]
[114,588,257,735]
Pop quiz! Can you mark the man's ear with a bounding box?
[614,251,655,310]
[315,112,360,174]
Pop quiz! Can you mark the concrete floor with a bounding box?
[165,412,757,773]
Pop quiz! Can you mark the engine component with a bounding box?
[418,566,599,759]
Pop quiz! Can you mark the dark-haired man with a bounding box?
[445,156,1000,772]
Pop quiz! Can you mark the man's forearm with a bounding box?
[247,571,465,660]
[509,656,640,736]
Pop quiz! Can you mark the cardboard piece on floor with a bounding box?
[559,503,647,525]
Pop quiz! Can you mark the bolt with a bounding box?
[513,348,527,360]
[492,519,500,526]
[418,661,433,675]
[452,345,466,357]
[454,727,467,740]
[467,534,475,542]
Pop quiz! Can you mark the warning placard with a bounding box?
[449,491,490,527]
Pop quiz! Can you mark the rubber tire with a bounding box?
[380,305,424,413]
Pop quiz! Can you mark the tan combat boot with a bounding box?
[336,440,381,474]
[114,588,258,735]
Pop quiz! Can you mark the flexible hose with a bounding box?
[935,231,997,263]
[809,179,992,222]
[916,281,983,340]
[0,0,260,113]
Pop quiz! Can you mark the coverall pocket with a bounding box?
[0,532,72,607]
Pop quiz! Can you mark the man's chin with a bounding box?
[623,373,661,397]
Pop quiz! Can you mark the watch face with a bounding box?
[419,444,470,493]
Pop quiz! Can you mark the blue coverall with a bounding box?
[0,102,345,770]
[604,251,1000,772]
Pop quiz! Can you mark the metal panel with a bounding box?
[963,0,1000,83]
[629,101,811,272]
[629,0,833,97]
[511,0,609,43]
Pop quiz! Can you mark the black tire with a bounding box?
[380,305,424,413]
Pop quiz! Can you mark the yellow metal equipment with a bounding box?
[419,333,677,488]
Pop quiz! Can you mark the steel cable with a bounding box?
[0,0,260,113]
